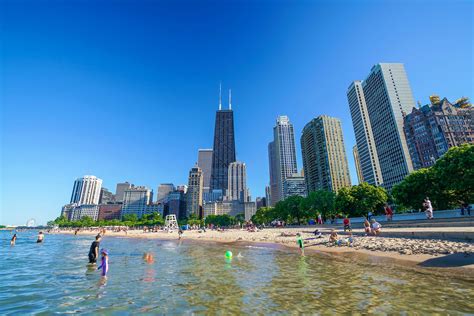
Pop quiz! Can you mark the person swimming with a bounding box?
[11,234,17,246]
[88,235,101,264]
[36,231,44,243]
[97,249,109,277]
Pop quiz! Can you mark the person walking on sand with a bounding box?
[88,235,101,264]
[343,216,351,232]
[423,197,433,219]
[317,214,323,225]
[10,234,17,246]
[384,204,393,221]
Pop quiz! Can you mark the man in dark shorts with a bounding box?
[88,235,101,264]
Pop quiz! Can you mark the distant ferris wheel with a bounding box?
[26,218,36,227]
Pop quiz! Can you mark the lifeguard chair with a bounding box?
[164,214,179,231]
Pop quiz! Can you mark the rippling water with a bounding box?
[0,230,473,314]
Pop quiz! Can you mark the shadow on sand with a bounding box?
[419,253,474,268]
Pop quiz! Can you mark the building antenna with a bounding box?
[229,89,232,110]
[219,82,222,110]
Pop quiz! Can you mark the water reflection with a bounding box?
[0,231,472,314]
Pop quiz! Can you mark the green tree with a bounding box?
[432,144,474,205]
[251,207,274,225]
[335,183,388,217]
[300,190,336,219]
[392,144,473,210]
[234,213,245,223]
[204,214,235,227]
[284,195,307,225]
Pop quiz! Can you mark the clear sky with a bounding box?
[1,0,472,225]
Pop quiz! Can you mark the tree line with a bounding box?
[49,212,247,228]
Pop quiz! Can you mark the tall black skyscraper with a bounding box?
[210,88,236,195]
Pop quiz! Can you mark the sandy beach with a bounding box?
[53,226,474,270]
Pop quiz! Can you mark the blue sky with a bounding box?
[1,0,472,225]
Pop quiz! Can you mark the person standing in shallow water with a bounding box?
[36,231,44,243]
[88,235,101,264]
[296,233,305,256]
[11,234,17,245]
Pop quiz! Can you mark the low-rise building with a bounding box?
[404,96,473,169]
[70,204,99,221]
[203,200,256,221]
[98,204,122,221]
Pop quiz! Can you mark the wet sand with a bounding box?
[53,227,474,272]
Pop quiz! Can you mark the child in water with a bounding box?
[296,233,305,256]
[97,249,109,277]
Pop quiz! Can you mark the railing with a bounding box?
[332,208,471,224]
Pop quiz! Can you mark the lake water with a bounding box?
[1,231,473,314]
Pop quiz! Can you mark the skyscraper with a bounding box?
[210,89,236,195]
[268,141,279,206]
[227,161,247,202]
[186,166,203,218]
[353,145,364,184]
[115,182,131,202]
[301,115,351,192]
[157,183,174,202]
[350,63,415,190]
[268,116,298,205]
[197,149,213,194]
[347,81,383,186]
[70,175,103,205]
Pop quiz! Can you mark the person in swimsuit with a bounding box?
[329,230,339,244]
[11,234,17,246]
[37,231,44,243]
[88,235,101,264]
[363,218,371,235]
[296,233,305,256]
[98,249,109,277]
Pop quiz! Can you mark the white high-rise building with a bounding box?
[268,116,298,205]
[70,175,103,205]
[347,81,383,186]
[350,63,415,190]
[197,149,213,194]
[186,166,203,217]
[227,161,247,202]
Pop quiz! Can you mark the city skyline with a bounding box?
[2,1,472,225]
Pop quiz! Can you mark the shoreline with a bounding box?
[51,227,474,275]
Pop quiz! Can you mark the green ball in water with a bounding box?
[225,250,233,259]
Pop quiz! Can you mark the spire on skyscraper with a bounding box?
[219,82,222,110]
[229,89,232,110]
